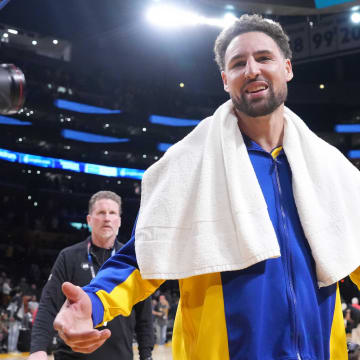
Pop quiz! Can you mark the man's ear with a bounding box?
[221,71,229,92]
[285,59,293,82]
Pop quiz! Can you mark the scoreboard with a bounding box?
[285,12,360,63]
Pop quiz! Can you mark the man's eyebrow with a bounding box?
[228,50,274,64]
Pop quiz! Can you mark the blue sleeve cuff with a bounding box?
[85,291,105,327]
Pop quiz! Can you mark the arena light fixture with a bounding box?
[54,99,122,114]
[146,5,202,27]
[334,124,360,133]
[149,114,200,126]
[157,142,173,152]
[223,12,237,27]
[351,12,360,24]
[146,5,237,28]
[201,12,237,28]
[0,115,31,125]
[348,150,360,158]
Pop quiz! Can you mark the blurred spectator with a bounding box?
[345,308,356,334]
[0,310,9,353]
[153,294,170,345]
[7,288,23,353]
[348,341,360,360]
[2,278,11,307]
[352,298,360,310]
[18,278,29,296]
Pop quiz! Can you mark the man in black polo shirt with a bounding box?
[29,191,153,360]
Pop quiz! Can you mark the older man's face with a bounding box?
[87,199,121,244]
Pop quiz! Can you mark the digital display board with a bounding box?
[0,147,145,180]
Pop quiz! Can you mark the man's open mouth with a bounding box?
[244,82,269,94]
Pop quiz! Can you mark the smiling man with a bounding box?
[53,15,360,360]
[29,191,154,360]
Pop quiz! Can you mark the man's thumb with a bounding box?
[62,282,83,303]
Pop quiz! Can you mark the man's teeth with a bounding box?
[247,86,267,93]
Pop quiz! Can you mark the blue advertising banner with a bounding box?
[0,147,145,180]
[314,0,354,9]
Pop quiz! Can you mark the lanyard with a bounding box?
[87,240,116,279]
[86,240,115,327]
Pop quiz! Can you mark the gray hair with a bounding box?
[214,14,292,71]
[88,190,122,215]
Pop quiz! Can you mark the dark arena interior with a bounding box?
[1,0,360,359]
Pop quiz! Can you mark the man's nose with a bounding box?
[244,58,260,80]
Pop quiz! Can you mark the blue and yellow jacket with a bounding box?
[83,138,360,360]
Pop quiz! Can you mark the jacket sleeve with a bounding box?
[30,251,67,353]
[83,233,164,327]
[134,297,155,360]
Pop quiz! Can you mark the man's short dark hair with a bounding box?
[214,14,292,71]
[88,190,122,215]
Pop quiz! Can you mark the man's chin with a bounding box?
[98,230,114,239]
[235,101,280,118]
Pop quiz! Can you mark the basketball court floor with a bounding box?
[0,343,172,360]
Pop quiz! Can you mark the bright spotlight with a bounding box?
[202,12,237,28]
[225,4,235,10]
[223,12,237,27]
[32,40,38,45]
[146,5,237,28]
[351,12,360,24]
[53,39,59,45]
[146,5,201,27]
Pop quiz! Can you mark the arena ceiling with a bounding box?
[1,0,360,174]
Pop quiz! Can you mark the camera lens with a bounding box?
[0,64,26,115]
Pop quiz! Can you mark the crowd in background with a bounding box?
[343,297,360,359]
[0,273,40,353]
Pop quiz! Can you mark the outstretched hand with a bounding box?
[53,282,111,354]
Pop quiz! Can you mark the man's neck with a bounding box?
[235,105,285,153]
[91,235,116,250]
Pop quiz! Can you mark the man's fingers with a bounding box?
[61,282,83,303]
[71,337,109,354]
[58,328,111,345]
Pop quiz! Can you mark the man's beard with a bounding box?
[231,82,288,118]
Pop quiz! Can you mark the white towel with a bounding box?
[135,100,360,287]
